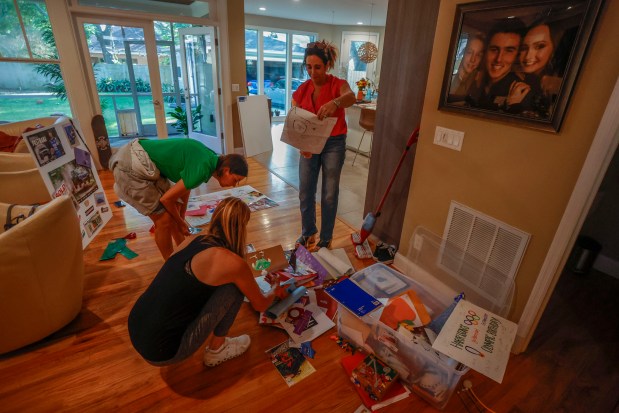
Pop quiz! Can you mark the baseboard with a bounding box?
[233,147,245,155]
[392,252,527,355]
[593,253,619,279]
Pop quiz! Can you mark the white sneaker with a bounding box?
[203,335,251,366]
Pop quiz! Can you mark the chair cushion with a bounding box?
[0,131,22,153]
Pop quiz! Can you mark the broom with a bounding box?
[352,127,420,250]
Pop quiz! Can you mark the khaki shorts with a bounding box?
[109,140,171,216]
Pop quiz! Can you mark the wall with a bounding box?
[227,0,247,150]
[401,0,619,322]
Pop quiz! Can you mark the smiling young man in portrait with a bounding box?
[465,18,534,113]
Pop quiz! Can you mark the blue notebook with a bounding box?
[325,278,382,318]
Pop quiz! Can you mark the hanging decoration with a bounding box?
[358,3,378,64]
[358,42,378,64]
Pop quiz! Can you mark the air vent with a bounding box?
[441,201,530,301]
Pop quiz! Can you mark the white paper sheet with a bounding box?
[280,107,337,154]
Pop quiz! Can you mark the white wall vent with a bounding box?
[441,201,530,299]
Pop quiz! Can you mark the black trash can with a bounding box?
[569,235,602,275]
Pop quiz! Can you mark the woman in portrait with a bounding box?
[449,33,485,103]
[516,19,561,118]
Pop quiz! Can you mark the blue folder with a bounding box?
[324,278,382,318]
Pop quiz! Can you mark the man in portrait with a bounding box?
[466,18,533,113]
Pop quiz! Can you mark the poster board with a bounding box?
[237,95,272,157]
[22,117,112,248]
[431,299,518,384]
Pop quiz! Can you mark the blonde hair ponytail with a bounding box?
[201,197,250,257]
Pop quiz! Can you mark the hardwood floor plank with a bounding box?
[1,158,618,412]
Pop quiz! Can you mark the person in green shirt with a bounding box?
[110,138,248,260]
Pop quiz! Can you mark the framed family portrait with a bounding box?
[439,0,604,132]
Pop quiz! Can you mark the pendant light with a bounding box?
[357,3,378,64]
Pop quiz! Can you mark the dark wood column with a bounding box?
[365,0,440,246]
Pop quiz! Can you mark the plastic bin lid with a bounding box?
[404,227,515,317]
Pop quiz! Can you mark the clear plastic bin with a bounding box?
[338,263,467,409]
[337,227,514,410]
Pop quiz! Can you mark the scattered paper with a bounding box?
[185,185,278,227]
[277,302,335,344]
[266,340,316,387]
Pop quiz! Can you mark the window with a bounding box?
[245,27,315,117]
[0,0,72,122]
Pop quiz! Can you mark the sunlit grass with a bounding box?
[0,94,161,138]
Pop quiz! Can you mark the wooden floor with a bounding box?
[1,158,618,412]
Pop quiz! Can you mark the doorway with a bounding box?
[340,31,380,96]
[78,18,224,152]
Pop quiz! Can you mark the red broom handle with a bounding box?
[374,127,420,217]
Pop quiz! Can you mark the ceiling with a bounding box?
[244,0,389,27]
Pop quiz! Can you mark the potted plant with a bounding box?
[167,104,204,137]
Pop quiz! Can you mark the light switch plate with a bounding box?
[232,83,240,92]
[434,126,464,151]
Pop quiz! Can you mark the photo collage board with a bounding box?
[23,118,112,248]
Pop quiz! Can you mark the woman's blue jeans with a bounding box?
[298,134,346,242]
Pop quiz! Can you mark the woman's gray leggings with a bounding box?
[149,283,245,366]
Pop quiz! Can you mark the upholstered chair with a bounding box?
[0,195,84,354]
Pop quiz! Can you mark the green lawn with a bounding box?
[0,94,167,139]
[0,95,73,122]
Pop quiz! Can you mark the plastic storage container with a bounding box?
[337,227,515,410]
[337,263,467,410]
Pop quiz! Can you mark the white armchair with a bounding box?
[0,117,60,153]
[0,195,84,354]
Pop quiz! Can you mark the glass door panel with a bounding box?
[157,43,183,135]
[82,23,161,144]
[262,31,287,117]
[245,29,258,96]
[292,35,312,83]
[125,40,157,136]
[178,27,222,154]
[244,29,314,117]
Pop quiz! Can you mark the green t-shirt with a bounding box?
[139,138,219,189]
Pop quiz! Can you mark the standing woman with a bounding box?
[128,197,288,367]
[292,40,356,251]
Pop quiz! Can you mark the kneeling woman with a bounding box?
[128,197,287,367]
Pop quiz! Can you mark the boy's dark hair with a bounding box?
[487,17,526,42]
[217,153,248,177]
